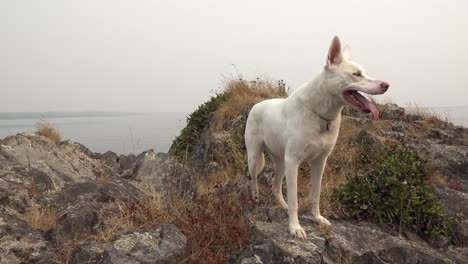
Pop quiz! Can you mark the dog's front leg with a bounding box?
[310,155,331,226]
[285,158,307,238]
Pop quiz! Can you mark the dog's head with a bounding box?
[325,36,389,120]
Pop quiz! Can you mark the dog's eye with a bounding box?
[352,71,362,77]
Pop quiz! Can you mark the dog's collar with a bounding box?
[315,112,331,131]
[296,99,332,131]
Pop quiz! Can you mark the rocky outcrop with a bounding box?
[0,208,55,264]
[249,220,325,264]
[0,133,113,186]
[122,150,196,199]
[71,222,187,264]
[379,103,406,120]
[433,186,468,245]
[230,207,462,264]
[0,133,191,263]
[328,220,452,264]
[345,104,468,191]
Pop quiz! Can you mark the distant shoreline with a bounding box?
[0,111,187,120]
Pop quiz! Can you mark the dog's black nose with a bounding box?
[380,82,390,90]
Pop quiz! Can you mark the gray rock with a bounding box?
[405,114,424,122]
[433,186,468,219]
[330,221,453,264]
[97,151,120,172]
[192,130,233,170]
[41,177,144,209]
[433,186,468,245]
[351,129,383,147]
[342,105,362,118]
[426,235,451,249]
[0,133,113,188]
[408,141,467,191]
[45,202,100,243]
[0,209,55,264]
[235,208,460,264]
[71,222,187,264]
[428,128,458,144]
[240,255,264,264]
[0,133,193,263]
[94,151,138,174]
[446,246,468,264]
[251,221,325,264]
[127,150,196,199]
[380,103,405,120]
[379,238,450,264]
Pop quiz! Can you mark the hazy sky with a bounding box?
[2,0,467,112]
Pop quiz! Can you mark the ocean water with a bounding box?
[427,106,468,127]
[0,107,466,155]
[0,112,188,154]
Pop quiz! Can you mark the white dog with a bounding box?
[244,36,389,238]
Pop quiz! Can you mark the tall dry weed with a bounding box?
[36,120,62,145]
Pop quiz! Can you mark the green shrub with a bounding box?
[169,93,226,162]
[335,145,448,237]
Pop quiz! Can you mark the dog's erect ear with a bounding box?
[327,36,342,66]
[342,45,352,60]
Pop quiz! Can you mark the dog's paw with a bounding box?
[289,224,307,239]
[312,215,331,226]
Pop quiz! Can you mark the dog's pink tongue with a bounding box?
[364,101,379,120]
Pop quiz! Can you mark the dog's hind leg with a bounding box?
[247,146,264,203]
[271,157,288,209]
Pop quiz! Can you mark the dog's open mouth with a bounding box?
[343,90,379,120]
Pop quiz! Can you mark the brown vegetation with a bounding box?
[405,103,454,129]
[25,205,60,231]
[36,120,62,145]
[212,78,287,130]
[50,183,250,263]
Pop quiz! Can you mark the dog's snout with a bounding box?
[380,81,389,90]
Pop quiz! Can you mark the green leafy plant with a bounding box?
[335,145,448,237]
[169,93,226,162]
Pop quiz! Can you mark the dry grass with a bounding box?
[406,103,450,127]
[54,240,81,264]
[92,186,186,243]
[428,173,451,188]
[317,224,334,241]
[96,174,112,182]
[25,205,60,231]
[52,193,179,263]
[36,120,62,145]
[194,167,243,196]
[57,184,251,263]
[174,195,251,263]
[428,172,464,192]
[212,78,287,131]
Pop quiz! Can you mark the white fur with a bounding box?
[244,36,389,238]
